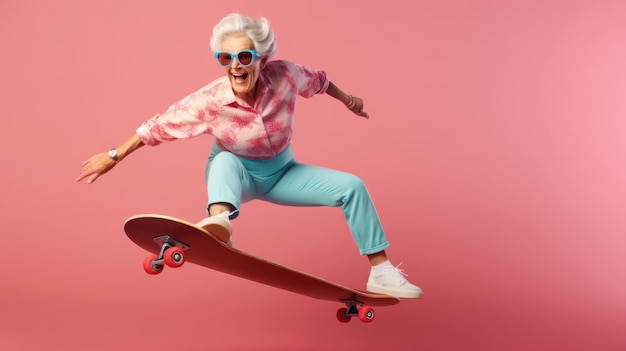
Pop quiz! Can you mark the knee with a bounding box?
[208,152,240,172]
[340,173,368,197]
[206,151,242,181]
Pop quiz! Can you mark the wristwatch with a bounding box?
[108,148,119,162]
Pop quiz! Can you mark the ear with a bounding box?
[260,57,268,69]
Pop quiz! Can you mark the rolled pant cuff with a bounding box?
[360,242,390,256]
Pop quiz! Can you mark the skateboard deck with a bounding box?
[124,214,400,323]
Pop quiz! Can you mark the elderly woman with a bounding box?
[77,13,422,298]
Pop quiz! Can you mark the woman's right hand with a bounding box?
[76,135,145,184]
[76,152,118,184]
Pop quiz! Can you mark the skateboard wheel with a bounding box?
[164,247,185,268]
[143,254,163,275]
[336,308,351,323]
[358,306,375,323]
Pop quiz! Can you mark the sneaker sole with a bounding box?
[366,283,423,299]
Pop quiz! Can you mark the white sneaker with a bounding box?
[366,263,423,298]
[196,212,232,246]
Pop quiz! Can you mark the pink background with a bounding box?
[2,0,625,350]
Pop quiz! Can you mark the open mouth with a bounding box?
[232,72,248,84]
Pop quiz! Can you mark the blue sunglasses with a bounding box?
[214,50,263,67]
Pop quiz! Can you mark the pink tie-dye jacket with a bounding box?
[136,60,329,160]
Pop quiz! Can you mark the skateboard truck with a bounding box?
[142,235,190,275]
[337,298,375,323]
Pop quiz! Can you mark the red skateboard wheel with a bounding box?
[358,306,375,323]
[164,247,185,268]
[143,254,163,275]
[336,307,351,323]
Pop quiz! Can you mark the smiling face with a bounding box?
[220,34,266,105]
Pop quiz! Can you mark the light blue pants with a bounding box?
[204,143,389,255]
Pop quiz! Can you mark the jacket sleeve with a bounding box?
[284,61,330,98]
[136,86,218,146]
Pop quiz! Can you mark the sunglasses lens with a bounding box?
[237,52,254,66]
[217,52,233,66]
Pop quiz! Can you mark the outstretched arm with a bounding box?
[325,81,369,119]
[76,134,144,184]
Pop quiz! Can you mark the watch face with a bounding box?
[109,149,118,160]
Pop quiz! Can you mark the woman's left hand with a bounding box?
[345,95,370,119]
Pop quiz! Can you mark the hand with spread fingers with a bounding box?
[76,134,143,184]
[76,152,117,184]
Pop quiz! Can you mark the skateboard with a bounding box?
[124,214,400,323]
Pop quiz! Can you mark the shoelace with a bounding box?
[392,262,409,280]
[397,262,408,273]
[377,263,409,285]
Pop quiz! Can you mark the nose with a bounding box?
[230,55,241,68]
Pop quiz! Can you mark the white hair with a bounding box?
[210,13,277,59]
